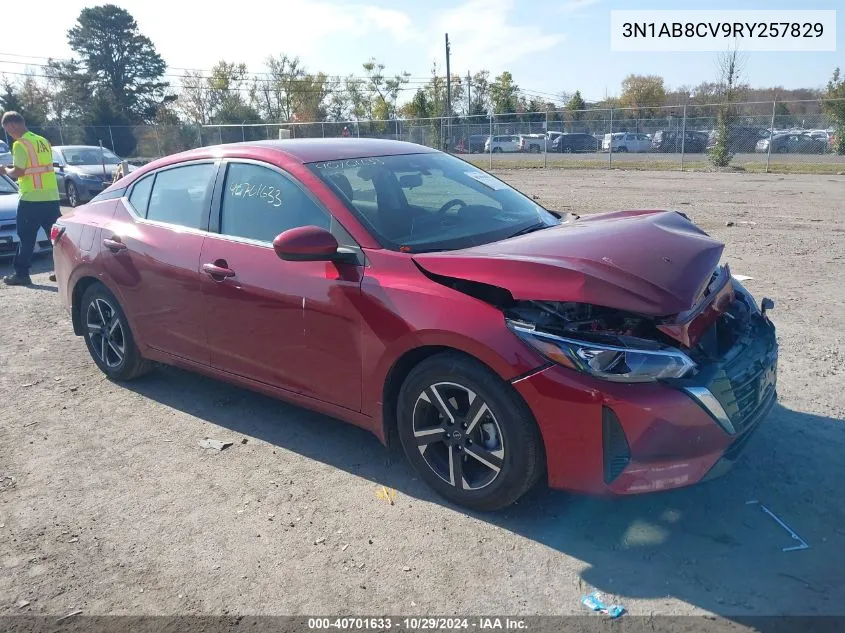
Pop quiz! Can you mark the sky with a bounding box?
[0,0,841,104]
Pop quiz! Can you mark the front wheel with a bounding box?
[66,182,80,207]
[397,353,544,511]
[80,283,152,381]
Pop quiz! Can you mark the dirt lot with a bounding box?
[1,169,844,621]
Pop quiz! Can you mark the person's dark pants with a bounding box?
[14,199,61,277]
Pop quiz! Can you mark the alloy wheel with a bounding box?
[86,297,125,368]
[67,183,79,207]
[412,382,505,491]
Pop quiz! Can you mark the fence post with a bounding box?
[154,125,162,157]
[608,108,614,168]
[241,123,246,142]
[197,125,203,149]
[766,100,776,174]
[680,104,687,172]
[321,122,325,138]
[58,125,65,145]
[108,126,116,152]
[544,110,548,168]
[488,115,493,170]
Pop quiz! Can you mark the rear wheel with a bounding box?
[80,283,152,381]
[617,146,628,153]
[397,353,544,511]
[492,147,503,153]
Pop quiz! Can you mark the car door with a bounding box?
[52,149,68,198]
[199,160,365,412]
[102,160,220,364]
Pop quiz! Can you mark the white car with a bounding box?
[484,135,520,153]
[0,173,51,260]
[602,132,652,153]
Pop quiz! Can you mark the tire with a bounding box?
[492,147,503,153]
[396,352,544,511]
[66,181,80,207]
[79,283,152,381]
[617,146,628,153]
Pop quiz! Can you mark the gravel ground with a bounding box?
[1,169,843,621]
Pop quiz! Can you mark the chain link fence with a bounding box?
[6,99,842,174]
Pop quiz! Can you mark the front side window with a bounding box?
[219,162,330,243]
[128,174,154,216]
[146,163,217,229]
[309,153,559,253]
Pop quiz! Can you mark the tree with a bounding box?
[468,70,491,117]
[567,90,586,120]
[823,67,845,154]
[206,62,261,125]
[178,71,213,125]
[0,78,24,114]
[44,59,91,127]
[490,71,519,115]
[709,48,747,167]
[619,74,666,116]
[291,73,332,122]
[253,55,305,123]
[67,4,171,122]
[362,58,410,120]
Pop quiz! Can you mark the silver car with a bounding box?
[0,173,51,260]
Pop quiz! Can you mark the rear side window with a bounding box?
[128,175,154,216]
[219,162,330,243]
[146,163,217,229]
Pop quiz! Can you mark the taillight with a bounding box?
[50,224,65,244]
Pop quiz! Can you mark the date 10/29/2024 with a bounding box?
[228,181,283,207]
[307,617,528,630]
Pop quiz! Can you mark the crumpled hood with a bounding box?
[412,210,724,317]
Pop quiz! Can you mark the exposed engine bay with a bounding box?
[504,301,666,349]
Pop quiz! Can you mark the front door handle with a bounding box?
[103,237,127,252]
[202,262,236,279]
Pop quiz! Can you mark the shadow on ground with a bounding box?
[0,252,57,292]
[121,363,845,620]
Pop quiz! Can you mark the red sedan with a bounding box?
[51,139,778,511]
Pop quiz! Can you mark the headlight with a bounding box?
[508,321,696,383]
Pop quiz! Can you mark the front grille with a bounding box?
[0,222,15,231]
[703,293,777,435]
[602,406,630,484]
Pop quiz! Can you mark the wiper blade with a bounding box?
[506,223,547,239]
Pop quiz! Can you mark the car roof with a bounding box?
[163,138,439,166]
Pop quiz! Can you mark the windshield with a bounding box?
[61,147,121,166]
[308,152,560,252]
[0,174,17,194]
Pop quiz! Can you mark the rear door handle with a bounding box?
[202,262,236,279]
[103,237,127,252]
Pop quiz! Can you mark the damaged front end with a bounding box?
[504,263,778,487]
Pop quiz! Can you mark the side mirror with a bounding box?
[272,226,357,264]
[53,162,62,169]
[399,173,422,189]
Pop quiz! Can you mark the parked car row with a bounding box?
[460,126,840,155]
[0,143,137,207]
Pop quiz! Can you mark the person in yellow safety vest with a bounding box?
[1,111,61,286]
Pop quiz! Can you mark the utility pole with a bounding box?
[445,33,451,151]
[467,71,471,117]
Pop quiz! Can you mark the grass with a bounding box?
[461,155,845,176]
